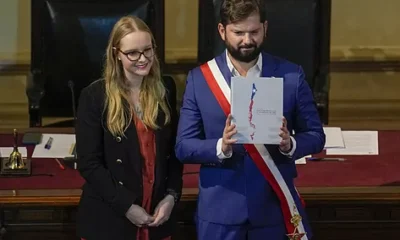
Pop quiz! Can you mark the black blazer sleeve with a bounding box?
[76,83,137,217]
[163,76,184,197]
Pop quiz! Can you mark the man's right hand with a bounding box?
[125,204,155,227]
[222,114,237,155]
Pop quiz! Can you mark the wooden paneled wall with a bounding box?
[1,0,400,65]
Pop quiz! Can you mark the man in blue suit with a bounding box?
[175,0,325,239]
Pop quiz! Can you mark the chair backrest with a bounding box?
[197,0,331,123]
[29,0,165,127]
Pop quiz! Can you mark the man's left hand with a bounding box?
[148,195,175,227]
[279,117,291,152]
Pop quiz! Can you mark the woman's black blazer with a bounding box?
[75,77,183,240]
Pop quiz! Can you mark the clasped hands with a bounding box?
[125,195,175,228]
[222,114,291,155]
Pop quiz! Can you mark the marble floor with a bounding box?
[0,71,400,131]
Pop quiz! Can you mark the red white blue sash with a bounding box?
[200,58,308,240]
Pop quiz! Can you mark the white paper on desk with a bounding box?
[295,155,310,165]
[231,76,283,144]
[0,147,28,158]
[323,127,345,148]
[326,131,378,155]
[32,133,76,158]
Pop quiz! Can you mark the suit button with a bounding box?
[119,181,123,185]
[116,159,122,163]
[116,136,122,142]
[149,180,153,184]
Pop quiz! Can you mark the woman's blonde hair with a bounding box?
[103,15,170,137]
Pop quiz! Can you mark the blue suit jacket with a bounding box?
[175,52,325,233]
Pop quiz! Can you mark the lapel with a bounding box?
[153,105,164,193]
[123,101,142,178]
[260,52,276,78]
[214,52,233,86]
[154,104,164,160]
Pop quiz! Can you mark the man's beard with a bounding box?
[225,39,263,63]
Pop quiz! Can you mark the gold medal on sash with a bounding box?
[286,205,307,240]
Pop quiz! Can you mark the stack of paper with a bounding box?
[295,155,311,165]
[323,127,345,149]
[32,133,76,158]
[326,131,379,155]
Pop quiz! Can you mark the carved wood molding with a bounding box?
[0,63,29,76]
[2,60,400,76]
[330,60,400,72]
[1,186,400,205]
[0,127,75,134]
[329,99,400,129]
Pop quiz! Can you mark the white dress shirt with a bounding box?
[216,50,296,160]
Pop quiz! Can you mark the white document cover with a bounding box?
[231,76,283,144]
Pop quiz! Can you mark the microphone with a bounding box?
[65,80,78,169]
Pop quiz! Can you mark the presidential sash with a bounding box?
[200,58,308,240]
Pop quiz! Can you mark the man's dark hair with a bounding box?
[220,0,266,26]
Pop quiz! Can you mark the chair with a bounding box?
[197,0,331,124]
[28,0,165,127]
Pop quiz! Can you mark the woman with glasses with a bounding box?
[75,15,183,240]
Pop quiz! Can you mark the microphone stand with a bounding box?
[63,80,78,169]
[68,80,78,126]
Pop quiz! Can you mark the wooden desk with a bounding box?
[1,129,400,240]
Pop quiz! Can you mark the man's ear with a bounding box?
[263,21,268,37]
[218,23,226,41]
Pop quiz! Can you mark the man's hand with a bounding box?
[125,204,155,227]
[279,117,291,152]
[222,114,237,155]
[148,195,175,227]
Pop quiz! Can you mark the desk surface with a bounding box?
[1,129,400,205]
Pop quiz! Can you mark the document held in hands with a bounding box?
[230,76,283,144]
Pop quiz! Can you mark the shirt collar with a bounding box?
[225,50,262,76]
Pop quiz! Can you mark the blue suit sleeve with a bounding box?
[292,66,326,159]
[175,70,222,164]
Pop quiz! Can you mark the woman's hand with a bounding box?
[148,195,175,227]
[125,204,155,227]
